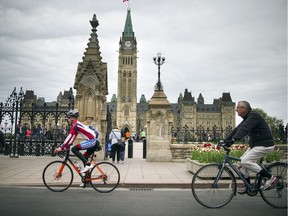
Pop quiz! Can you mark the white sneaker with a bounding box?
[80,164,93,173]
[79,183,84,187]
[261,176,277,190]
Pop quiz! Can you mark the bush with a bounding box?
[264,147,283,163]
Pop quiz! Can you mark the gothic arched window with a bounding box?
[124,108,129,116]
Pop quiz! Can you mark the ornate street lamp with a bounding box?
[6,87,24,158]
[68,94,75,110]
[183,124,188,143]
[153,52,165,91]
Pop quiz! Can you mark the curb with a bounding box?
[0,183,191,189]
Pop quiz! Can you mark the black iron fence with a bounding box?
[0,87,74,157]
[3,139,62,156]
[171,127,286,144]
[171,126,233,143]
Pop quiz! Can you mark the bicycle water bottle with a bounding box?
[73,160,81,171]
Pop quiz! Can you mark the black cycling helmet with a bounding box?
[67,109,79,118]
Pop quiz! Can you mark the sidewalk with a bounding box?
[0,142,193,188]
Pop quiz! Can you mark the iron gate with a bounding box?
[0,87,74,157]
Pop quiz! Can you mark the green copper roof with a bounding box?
[111,94,117,102]
[123,9,134,38]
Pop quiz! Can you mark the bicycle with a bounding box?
[42,149,120,193]
[191,143,287,208]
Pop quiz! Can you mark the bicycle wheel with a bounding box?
[191,164,236,208]
[42,161,73,192]
[89,161,120,193]
[260,162,287,208]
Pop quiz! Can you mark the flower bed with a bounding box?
[186,143,284,175]
[190,143,283,164]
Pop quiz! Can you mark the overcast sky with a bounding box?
[0,0,287,125]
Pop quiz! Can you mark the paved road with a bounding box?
[0,187,286,216]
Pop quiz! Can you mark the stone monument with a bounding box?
[146,89,173,162]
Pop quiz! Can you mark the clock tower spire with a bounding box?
[116,8,137,135]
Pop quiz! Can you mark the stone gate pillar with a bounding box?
[146,89,173,162]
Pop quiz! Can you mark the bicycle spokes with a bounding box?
[88,162,120,193]
[42,161,73,192]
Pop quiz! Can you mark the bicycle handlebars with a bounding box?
[217,140,231,152]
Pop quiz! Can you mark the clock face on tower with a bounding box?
[124,40,132,48]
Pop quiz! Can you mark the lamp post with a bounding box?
[68,94,75,110]
[153,52,165,91]
[6,87,24,158]
[183,124,189,143]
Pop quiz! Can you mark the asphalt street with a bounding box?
[0,187,286,216]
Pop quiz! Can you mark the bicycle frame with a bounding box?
[192,146,287,208]
[213,147,260,194]
[57,150,106,184]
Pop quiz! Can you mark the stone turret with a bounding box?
[73,14,108,158]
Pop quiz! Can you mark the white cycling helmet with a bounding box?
[67,109,79,118]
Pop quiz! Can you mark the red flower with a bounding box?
[203,143,212,147]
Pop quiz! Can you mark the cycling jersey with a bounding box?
[61,120,97,150]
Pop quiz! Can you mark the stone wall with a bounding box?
[170,144,195,160]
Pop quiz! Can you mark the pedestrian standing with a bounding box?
[141,130,146,140]
[109,126,121,163]
[26,128,32,140]
[0,130,5,153]
[119,137,126,163]
[15,124,22,141]
[125,131,130,140]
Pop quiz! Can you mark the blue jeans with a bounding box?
[120,150,125,161]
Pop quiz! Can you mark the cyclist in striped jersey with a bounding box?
[54,109,101,173]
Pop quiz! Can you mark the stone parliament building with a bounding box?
[19,8,235,158]
[106,8,235,137]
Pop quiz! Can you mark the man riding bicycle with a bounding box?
[54,109,101,173]
[223,101,276,194]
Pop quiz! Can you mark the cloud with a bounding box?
[0,0,286,124]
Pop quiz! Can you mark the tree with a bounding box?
[253,108,284,142]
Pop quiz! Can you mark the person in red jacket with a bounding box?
[54,109,101,173]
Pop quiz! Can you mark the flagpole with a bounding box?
[123,0,130,10]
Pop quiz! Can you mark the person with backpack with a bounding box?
[109,126,121,163]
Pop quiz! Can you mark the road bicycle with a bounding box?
[191,144,287,208]
[42,149,120,193]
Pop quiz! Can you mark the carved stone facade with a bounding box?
[171,89,236,133]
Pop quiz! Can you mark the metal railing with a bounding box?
[170,127,286,144]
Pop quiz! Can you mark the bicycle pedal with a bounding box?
[237,187,247,195]
[79,183,86,188]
